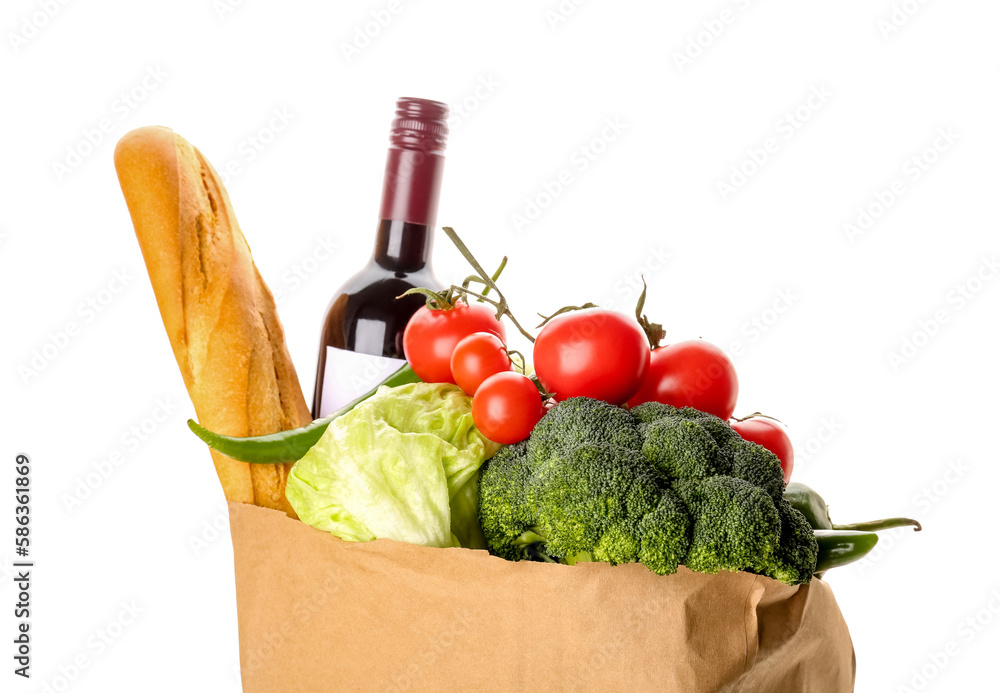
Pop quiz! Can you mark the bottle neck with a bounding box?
[372,97,448,274]
[378,146,445,229]
[372,219,434,273]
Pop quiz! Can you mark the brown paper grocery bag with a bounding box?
[229,502,855,692]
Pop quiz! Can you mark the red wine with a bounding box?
[312,97,448,418]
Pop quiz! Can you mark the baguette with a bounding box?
[114,126,310,517]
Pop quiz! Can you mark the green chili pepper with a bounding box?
[186,363,421,463]
[784,482,835,529]
[785,481,922,533]
[814,530,879,572]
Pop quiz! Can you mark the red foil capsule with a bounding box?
[379,97,449,228]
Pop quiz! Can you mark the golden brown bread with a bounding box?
[114,126,310,517]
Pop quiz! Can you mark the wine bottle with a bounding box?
[312,97,448,418]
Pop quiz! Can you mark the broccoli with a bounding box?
[593,522,642,565]
[729,439,786,500]
[477,397,817,584]
[641,416,724,479]
[527,397,642,462]
[763,499,819,586]
[637,489,692,575]
[629,401,679,425]
[672,476,781,575]
[477,441,534,561]
[528,443,661,562]
[675,407,744,455]
[641,408,785,500]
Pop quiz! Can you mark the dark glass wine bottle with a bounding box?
[312,97,448,418]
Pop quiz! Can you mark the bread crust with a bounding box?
[114,126,310,516]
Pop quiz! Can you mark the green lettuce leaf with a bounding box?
[286,382,499,548]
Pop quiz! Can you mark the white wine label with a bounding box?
[319,347,407,417]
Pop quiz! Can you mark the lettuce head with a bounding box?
[286,382,500,549]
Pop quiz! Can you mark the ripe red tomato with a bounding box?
[533,309,650,405]
[472,371,545,444]
[627,340,738,420]
[451,332,513,396]
[732,417,794,485]
[403,301,506,384]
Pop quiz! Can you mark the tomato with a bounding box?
[403,301,506,384]
[451,332,513,396]
[472,371,545,444]
[732,417,794,485]
[627,340,738,420]
[533,309,650,405]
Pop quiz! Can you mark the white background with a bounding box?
[1,1,997,691]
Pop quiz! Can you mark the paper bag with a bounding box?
[229,501,855,692]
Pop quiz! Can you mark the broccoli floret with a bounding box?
[478,441,534,561]
[763,499,818,585]
[730,439,786,500]
[593,521,642,565]
[528,397,642,463]
[638,489,691,575]
[641,417,724,479]
[528,443,660,561]
[673,476,781,575]
[629,401,679,425]
[675,408,743,460]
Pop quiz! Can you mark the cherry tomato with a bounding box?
[627,340,738,420]
[472,371,545,444]
[403,301,506,384]
[732,417,794,485]
[451,332,513,396]
[533,309,650,405]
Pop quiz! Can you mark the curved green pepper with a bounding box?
[186,363,421,463]
[784,482,920,577]
[785,481,922,533]
[814,530,879,572]
[784,482,835,529]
